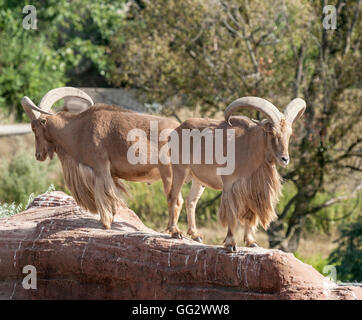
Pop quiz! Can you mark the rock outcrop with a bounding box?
[0,191,360,300]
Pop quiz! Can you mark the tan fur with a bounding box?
[166,99,304,248]
[218,162,282,230]
[60,154,97,213]
[27,91,305,241]
[58,152,129,228]
[30,104,181,230]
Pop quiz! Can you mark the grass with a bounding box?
[294,252,330,275]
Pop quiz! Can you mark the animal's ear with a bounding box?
[40,118,47,127]
[261,120,275,134]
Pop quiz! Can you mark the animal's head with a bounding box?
[224,97,306,167]
[21,87,94,161]
[30,117,54,161]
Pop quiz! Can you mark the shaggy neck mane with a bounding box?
[219,159,282,231]
[55,146,128,218]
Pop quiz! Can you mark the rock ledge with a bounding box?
[0,191,360,300]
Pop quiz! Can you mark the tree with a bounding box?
[0,0,128,121]
[328,217,362,282]
[109,0,291,116]
[267,0,362,251]
[109,0,361,251]
[0,7,66,121]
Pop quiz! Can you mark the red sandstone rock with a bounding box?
[0,191,360,300]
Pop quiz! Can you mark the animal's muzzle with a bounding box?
[281,156,289,165]
[36,152,46,161]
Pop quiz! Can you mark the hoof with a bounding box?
[224,244,237,252]
[193,236,203,243]
[248,243,259,248]
[171,232,183,239]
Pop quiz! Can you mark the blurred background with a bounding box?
[0,0,361,282]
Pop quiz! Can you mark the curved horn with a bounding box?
[38,87,94,113]
[224,96,283,125]
[21,96,54,120]
[283,98,306,124]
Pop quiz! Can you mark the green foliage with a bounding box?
[0,202,24,218]
[192,187,221,224]
[0,152,57,206]
[304,193,361,235]
[276,181,297,218]
[109,0,311,116]
[276,181,361,235]
[0,184,55,218]
[37,0,128,79]
[127,181,169,230]
[328,218,362,282]
[0,0,127,120]
[127,180,221,230]
[294,252,330,275]
[0,8,66,121]
[110,0,231,112]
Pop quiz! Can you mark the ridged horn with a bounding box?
[224,96,283,125]
[21,96,53,120]
[283,98,306,124]
[38,87,94,114]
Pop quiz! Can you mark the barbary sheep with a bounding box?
[21,87,189,233]
[166,97,306,251]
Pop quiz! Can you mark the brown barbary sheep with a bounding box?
[21,87,184,231]
[166,97,306,251]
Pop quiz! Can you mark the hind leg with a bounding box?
[186,179,205,242]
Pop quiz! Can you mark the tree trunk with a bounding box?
[284,223,303,252]
[267,219,286,249]
[267,218,304,252]
[267,197,309,253]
